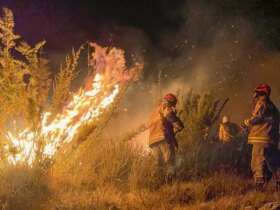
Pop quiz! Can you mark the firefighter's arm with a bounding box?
[162,105,184,133]
[165,111,184,134]
[244,101,266,126]
[173,118,184,134]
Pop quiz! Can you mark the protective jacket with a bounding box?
[246,96,279,145]
[149,104,184,147]
[219,122,240,142]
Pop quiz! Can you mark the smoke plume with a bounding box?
[107,1,280,137]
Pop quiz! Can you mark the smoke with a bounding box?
[106,1,280,137]
[153,2,280,121]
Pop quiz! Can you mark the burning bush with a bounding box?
[0,7,147,209]
[0,8,143,167]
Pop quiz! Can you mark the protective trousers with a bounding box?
[251,143,280,184]
[151,140,176,176]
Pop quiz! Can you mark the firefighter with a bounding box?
[219,115,240,143]
[148,93,184,181]
[242,84,280,191]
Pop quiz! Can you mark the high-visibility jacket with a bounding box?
[246,96,279,145]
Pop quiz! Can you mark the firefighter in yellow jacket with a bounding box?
[219,115,240,143]
[149,93,184,180]
[242,84,280,191]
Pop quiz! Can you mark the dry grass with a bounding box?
[0,92,276,210]
[0,165,50,210]
[44,170,279,210]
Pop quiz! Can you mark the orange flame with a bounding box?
[4,43,142,165]
[6,73,119,165]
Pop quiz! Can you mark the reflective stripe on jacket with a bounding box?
[247,96,279,145]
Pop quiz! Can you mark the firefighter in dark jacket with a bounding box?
[149,93,184,180]
[242,84,280,191]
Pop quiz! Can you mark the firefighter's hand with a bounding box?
[241,119,250,129]
[244,119,250,127]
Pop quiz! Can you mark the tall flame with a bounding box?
[6,73,119,165]
[4,43,142,166]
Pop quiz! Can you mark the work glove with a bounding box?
[241,119,250,129]
[244,119,251,126]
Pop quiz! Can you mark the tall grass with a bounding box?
[0,165,50,210]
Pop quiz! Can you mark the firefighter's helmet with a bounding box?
[254,84,271,96]
[222,115,230,124]
[163,93,178,106]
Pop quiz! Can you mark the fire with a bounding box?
[5,43,143,166]
[6,73,120,165]
[4,43,142,166]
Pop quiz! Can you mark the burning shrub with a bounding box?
[0,6,149,210]
[51,47,84,115]
[0,7,143,167]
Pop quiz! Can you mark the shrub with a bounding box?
[175,90,250,179]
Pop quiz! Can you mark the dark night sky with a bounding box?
[1,0,185,50]
[2,0,280,80]
[1,0,280,51]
